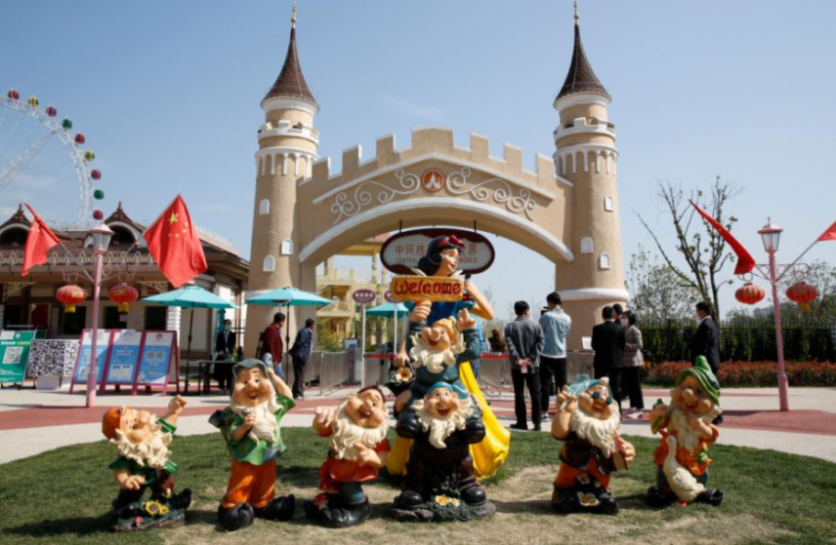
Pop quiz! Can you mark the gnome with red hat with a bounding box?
[101,395,191,531]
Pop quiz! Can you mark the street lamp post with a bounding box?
[758,219,790,412]
[85,223,114,408]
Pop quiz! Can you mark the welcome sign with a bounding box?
[389,276,464,303]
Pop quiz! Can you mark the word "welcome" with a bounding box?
[389,276,464,303]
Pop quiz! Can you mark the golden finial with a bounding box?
[291,1,297,29]
[574,1,579,24]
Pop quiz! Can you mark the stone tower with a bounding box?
[553,4,628,348]
[244,6,320,355]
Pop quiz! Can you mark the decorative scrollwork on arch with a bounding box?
[445,168,537,220]
[329,170,421,224]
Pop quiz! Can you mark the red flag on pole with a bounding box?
[22,203,60,276]
[688,200,756,275]
[817,220,836,242]
[143,195,208,288]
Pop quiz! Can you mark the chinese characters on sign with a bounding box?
[380,228,495,276]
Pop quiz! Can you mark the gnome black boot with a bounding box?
[323,499,372,528]
[218,502,254,531]
[646,485,676,507]
[597,493,619,515]
[461,485,487,506]
[253,494,295,521]
[169,488,192,510]
[695,488,723,507]
[551,486,579,513]
[394,489,423,509]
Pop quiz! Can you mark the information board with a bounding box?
[105,329,143,384]
[136,331,175,386]
[0,330,39,383]
[72,329,112,385]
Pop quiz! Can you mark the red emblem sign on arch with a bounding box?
[421,169,446,193]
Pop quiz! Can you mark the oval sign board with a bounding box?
[352,289,376,305]
[380,228,495,276]
[384,290,395,303]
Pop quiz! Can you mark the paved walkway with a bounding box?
[0,384,834,465]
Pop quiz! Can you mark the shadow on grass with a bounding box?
[492,493,657,516]
[5,513,113,539]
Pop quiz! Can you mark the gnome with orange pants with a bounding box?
[102,396,191,531]
[209,359,296,531]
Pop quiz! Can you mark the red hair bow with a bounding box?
[440,235,465,249]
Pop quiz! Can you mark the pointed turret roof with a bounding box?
[262,6,318,107]
[556,5,610,102]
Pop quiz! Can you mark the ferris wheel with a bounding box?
[0,88,105,229]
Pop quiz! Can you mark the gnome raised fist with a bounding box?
[102,396,191,531]
[304,386,391,528]
[550,377,635,515]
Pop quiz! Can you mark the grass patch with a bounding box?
[1,429,834,545]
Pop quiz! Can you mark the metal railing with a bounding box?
[318,351,350,395]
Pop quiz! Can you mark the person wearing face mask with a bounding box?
[214,319,236,394]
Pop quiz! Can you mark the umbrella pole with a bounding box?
[185,307,194,394]
[393,310,398,360]
[361,303,367,386]
[285,303,291,389]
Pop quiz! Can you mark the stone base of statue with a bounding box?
[111,490,191,532]
[390,490,495,523]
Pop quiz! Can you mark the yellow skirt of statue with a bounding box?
[386,361,511,479]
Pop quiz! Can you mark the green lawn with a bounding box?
[1,429,834,545]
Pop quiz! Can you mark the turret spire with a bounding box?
[263,4,317,107]
[556,3,609,101]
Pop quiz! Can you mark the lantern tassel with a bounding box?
[65,304,76,314]
[119,303,129,313]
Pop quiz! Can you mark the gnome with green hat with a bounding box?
[647,356,723,507]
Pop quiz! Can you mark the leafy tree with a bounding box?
[625,245,699,322]
[637,177,741,318]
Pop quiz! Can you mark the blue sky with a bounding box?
[1,0,835,320]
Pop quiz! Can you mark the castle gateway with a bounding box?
[244,8,627,352]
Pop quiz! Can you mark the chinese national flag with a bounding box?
[143,195,208,288]
[689,200,756,275]
[818,220,836,242]
[22,203,60,276]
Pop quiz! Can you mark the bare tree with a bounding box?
[637,177,740,319]
[625,245,697,322]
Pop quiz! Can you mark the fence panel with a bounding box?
[319,352,349,395]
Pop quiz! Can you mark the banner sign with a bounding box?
[352,289,376,305]
[389,276,464,303]
[380,228,495,275]
[137,331,175,386]
[0,330,39,383]
[105,329,143,384]
[73,329,112,384]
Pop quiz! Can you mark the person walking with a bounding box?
[693,301,722,424]
[289,318,315,400]
[505,301,545,432]
[489,329,506,353]
[258,312,285,376]
[538,292,572,419]
[621,310,645,417]
[591,306,625,412]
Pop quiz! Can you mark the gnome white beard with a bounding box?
[111,428,172,469]
[230,394,281,444]
[413,398,471,449]
[330,401,389,461]
[668,407,718,452]
[409,333,465,374]
[569,406,621,458]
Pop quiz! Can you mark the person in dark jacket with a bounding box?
[692,301,721,374]
[504,301,545,432]
[591,306,626,411]
[290,318,315,400]
[214,319,236,393]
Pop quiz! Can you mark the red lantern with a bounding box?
[108,283,139,313]
[735,282,766,305]
[57,284,87,313]
[46,106,57,117]
[786,281,817,312]
[74,133,85,145]
[7,89,20,100]
[93,210,104,220]
[90,169,101,180]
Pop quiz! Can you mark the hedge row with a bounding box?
[645,361,836,387]
[640,322,836,363]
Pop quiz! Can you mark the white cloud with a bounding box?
[380,96,445,121]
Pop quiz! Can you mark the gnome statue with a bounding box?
[209,359,296,531]
[304,386,391,527]
[102,396,191,531]
[550,377,636,515]
[647,356,724,507]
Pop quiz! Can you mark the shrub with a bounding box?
[645,361,836,387]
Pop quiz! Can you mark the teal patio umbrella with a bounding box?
[143,285,239,394]
[365,302,409,355]
[246,287,331,368]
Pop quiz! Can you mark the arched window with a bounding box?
[109,226,136,246]
[280,239,294,256]
[259,199,270,215]
[604,196,614,212]
[263,255,276,272]
[0,227,28,247]
[580,237,594,254]
[599,252,611,270]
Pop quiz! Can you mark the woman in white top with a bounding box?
[621,310,645,415]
